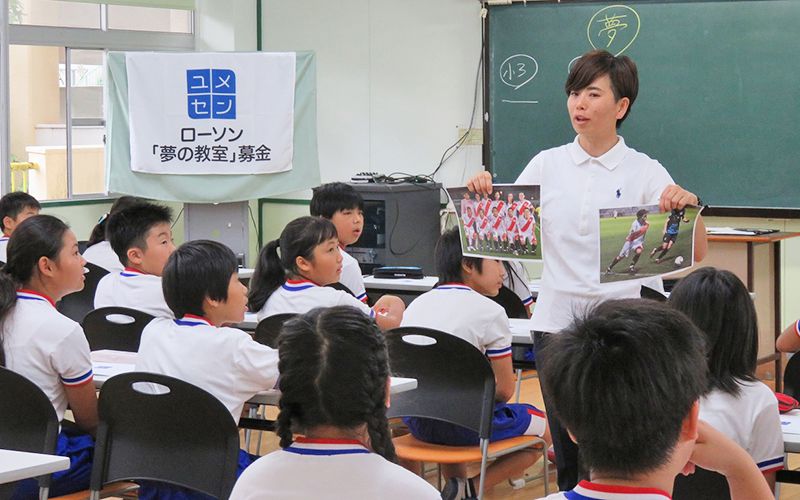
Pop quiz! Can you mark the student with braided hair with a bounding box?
[230,306,440,500]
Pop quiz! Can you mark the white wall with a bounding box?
[261,0,485,197]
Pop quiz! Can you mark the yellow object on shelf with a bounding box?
[10,162,39,193]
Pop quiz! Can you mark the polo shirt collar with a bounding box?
[568,135,629,171]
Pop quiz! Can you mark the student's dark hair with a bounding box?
[434,227,483,285]
[539,299,707,478]
[565,49,638,128]
[162,240,238,319]
[668,267,757,396]
[1,215,71,366]
[248,216,338,313]
[310,182,364,219]
[276,306,397,461]
[86,196,145,248]
[0,192,40,231]
[106,202,173,266]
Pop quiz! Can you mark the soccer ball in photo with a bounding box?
[674,256,684,266]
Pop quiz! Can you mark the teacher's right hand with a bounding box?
[467,171,494,195]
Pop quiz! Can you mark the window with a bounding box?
[3,0,195,200]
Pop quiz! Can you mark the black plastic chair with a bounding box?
[784,353,800,400]
[0,366,60,500]
[89,372,240,500]
[385,327,548,499]
[325,281,357,298]
[253,313,297,348]
[57,262,109,324]
[82,306,155,352]
[489,285,528,320]
[672,466,731,500]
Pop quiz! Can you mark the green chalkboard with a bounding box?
[487,0,800,211]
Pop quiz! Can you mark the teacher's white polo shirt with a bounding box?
[256,279,374,322]
[516,136,673,333]
[94,268,174,318]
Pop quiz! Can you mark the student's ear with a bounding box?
[615,96,631,121]
[127,247,145,267]
[295,255,312,275]
[461,260,475,279]
[679,400,700,443]
[202,295,219,317]
[2,216,13,234]
[37,255,56,278]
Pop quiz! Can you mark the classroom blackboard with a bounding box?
[487,0,800,212]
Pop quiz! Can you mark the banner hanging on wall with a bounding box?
[126,52,296,175]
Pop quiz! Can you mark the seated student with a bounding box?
[536,299,772,500]
[249,216,404,329]
[229,306,440,500]
[310,182,368,302]
[94,202,175,318]
[82,196,145,273]
[400,227,550,500]
[668,267,783,491]
[503,260,534,318]
[135,240,279,500]
[2,215,96,500]
[0,192,41,262]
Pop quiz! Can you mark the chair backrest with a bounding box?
[488,285,528,319]
[82,306,155,352]
[385,327,496,439]
[672,466,731,500]
[784,353,800,400]
[254,313,297,348]
[325,281,357,298]
[91,372,240,499]
[0,367,59,489]
[57,262,110,323]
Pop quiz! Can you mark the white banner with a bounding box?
[126,52,296,175]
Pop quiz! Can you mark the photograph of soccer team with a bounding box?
[599,204,703,284]
[446,184,542,261]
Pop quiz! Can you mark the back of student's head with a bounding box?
[565,49,638,127]
[1,215,71,366]
[0,192,41,232]
[248,216,337,313]
[86,196,146,248]
[668,267,757,396]
[162,240,238,319]
[310,182,364,219]
[434,227,483,285]
[539,299,707,478]
[276,306,396,461]
[106,202,173,266]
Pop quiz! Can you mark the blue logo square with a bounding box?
[212,69,236,94]
[188,95,211,119]
[187,68,236,120]
[187,69,211,95]
[212,95,236,120]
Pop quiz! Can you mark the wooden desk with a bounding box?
[701,232,800,392]
[0,449,69,485]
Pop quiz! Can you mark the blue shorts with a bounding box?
[11,427,94,500]
[137,449,256,500]
[404,403,546,446]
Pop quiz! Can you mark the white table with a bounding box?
[362,275,541,298]
[0,449,69,485]
[782,409,800,453]
[509,318,533,345]
[236,312,259,331]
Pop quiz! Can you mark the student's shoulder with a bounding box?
[738,379,780,408]
[366,455,441,499]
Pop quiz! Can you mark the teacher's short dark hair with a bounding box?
[565,49,639,128]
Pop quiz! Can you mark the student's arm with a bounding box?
[688,421,773,500]
[372,295,405,330]
[490,355,516,403]
[777,319,800,352]
[64,382,99,439]
[693,215,708,262]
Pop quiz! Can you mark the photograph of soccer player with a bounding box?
[447,184,542,261]
[599,204,702,284]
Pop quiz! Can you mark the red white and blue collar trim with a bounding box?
[486,346,512,359]
[521,295,534,306]
[284,437,371,456]
[283,279,319,292]
[436,283,472,292]
[17,290,56,308]
[757,456,784,473]
[174,314,213,327]
[61,370,93,387]
[356,292,368,302]
[564,481,671,500]
[0,236,8,242]
[120,267,148,278]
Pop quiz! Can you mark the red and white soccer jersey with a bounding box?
[82,240,124,273]
[505,214,520,242]
[229,438,440,500]
[136,316,279,423]
[618,220,649,257]
[339,247,367,303]
[462,213,477,240]
[256,279,374,322]
[94,268,174,318]
[517,199,533,216]
[536,480,671,500]
[699,380,784,474]
[460,199,476,219]
[492,200,507,217]
[3,291,93,422]
[518,214,537,244]
[476,214,492,238]
[491,213,506,239]
[478,199,493,217]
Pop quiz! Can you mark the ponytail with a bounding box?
[248,216,338,313]
[86,196,145,248]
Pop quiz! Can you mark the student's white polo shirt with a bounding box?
[94,268,173,318]
[3,291,93,422]
[135,315,279,423]
[82,240,124,273]
[516,136,673,333]
[400,284,512,359]
[339,247,367,302]
[256,279,374,322]
[699,380,784,473]
[503,261,534,308]
[536,481,671,500]
[229,438,440,500]
[0,236,8,262]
